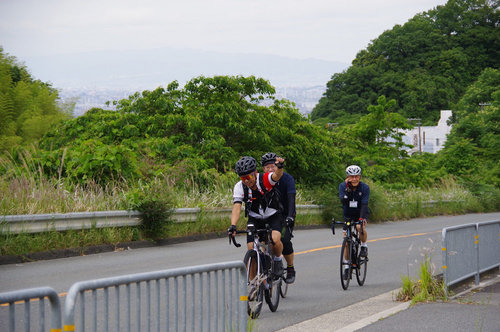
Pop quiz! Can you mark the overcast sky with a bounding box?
[1,0,449,64]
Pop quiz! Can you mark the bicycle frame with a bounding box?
[230,223,274,281]
[229,222,283,317]
[332,217,368,289]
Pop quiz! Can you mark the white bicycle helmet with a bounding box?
[346,165,362,176]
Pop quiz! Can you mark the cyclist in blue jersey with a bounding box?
[339,165,370,280]
[228,155,286,276]
[261,152,297,284]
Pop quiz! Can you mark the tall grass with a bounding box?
[1,151,499,257]
[396,252,447,304]
[369,177,485,221]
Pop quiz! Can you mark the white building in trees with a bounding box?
[402,110,453,154]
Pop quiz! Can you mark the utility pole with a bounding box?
[408,118,422,153]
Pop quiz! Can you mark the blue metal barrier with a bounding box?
[442,220,500,290]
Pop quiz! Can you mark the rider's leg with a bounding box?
[271,230,283,257]
[356,223,368,257]
[356,224,367,243]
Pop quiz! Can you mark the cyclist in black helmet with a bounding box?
[228,155,286,276]
[339,165,370,280]
[261,152,297,284]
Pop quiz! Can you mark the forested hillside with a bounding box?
[311,0,499,126]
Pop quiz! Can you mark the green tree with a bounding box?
[0,47,72,153]
[39,76,342,186]
[436,67,500,185]
[311,0,499,125]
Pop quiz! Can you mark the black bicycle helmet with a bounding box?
[261,152,277,166]
[235,156,257,176]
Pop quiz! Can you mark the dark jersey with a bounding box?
[339,181,370,220]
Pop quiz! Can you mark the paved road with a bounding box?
[1,212,499,331]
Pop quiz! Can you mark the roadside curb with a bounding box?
[336,301,411,332]
[278,288,408,332]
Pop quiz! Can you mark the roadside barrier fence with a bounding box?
[0,287,62,332]
[442,219,500,291]
[0,261,247,332]
[0,205,322,234]
[0,201,454,234]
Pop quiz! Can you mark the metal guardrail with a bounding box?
[0,286,62,332]
[0,205,322,234]
[0,261,247,332]
[63,261,247,332]
[0,201,457,235]
[442,219,500,290]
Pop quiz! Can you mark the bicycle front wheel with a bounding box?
[243,250,264,318]
[340,237,352,290]
[356,253,368,286]
[265,260,281,312]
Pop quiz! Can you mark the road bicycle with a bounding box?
[229,223,285,318]
[332,218,368,290]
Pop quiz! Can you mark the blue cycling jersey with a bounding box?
[338,181,370,220]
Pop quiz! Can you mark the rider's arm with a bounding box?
[287,193,296,219]
[271,157,284,182]
[231,202,242,226]
[359,183,370,219]
[339,182,348,204]
[230,181,245,227]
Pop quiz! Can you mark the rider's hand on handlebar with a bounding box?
[228,224,236,237]
[358,218,367,225]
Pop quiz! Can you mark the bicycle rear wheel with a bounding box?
[356,253,368,286]
[265,260,281,312]
[340,237,352,290]
[280,279,288,298]
[243,250,264,318]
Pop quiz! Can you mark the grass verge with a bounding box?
[396,253,447,304]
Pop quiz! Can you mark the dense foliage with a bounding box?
[37,76,342,186]
[0,48,72,153]
[436,67,500,187]
[311,0,499,126]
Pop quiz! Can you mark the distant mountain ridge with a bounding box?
[22,47,348,90]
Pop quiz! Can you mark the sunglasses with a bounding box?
[240,174,254,182]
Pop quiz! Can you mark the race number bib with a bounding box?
[349,200,358,208]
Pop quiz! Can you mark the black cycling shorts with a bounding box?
[246,213,282,244]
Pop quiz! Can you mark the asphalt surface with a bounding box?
[279,274,500,332]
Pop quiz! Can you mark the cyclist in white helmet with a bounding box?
[339,165,370,280]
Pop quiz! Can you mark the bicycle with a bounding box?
[229,222,285,318]
[331,218,368,290]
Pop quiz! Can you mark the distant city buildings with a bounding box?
[59,85,325,117]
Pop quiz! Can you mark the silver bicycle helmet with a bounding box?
[235,156,257,176]
[346,165,362,176]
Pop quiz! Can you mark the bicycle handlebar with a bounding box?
[331,218,365,236]
[228,226,275,248]
[228,230,247,247]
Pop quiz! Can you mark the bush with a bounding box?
[127,180,174,239]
